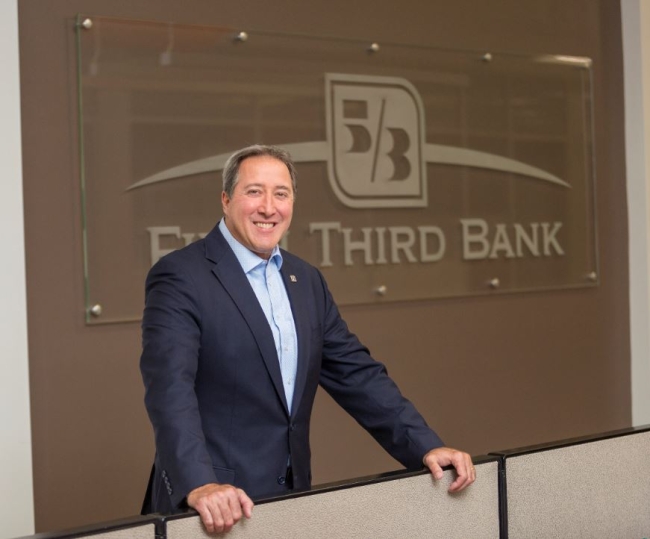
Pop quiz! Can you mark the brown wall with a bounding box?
[18,0,630,533]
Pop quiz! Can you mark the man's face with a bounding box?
[222,155,294,259]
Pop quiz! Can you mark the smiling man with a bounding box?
[140,145,475,534]
[221,153,294,258]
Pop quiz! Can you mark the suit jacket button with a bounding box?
[277,476,286,485]
[289,424,295,432]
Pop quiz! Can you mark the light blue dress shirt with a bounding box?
[219,219,298,412]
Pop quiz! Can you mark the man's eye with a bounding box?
[247,189,261,195]
[276,192,289,199]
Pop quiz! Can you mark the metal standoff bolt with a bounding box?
[81,18,93,30]
[374,285,387,296]
[481,52,492,62]
[89,304,103,317]
[234,31,248,43]
[586,271,598,282]
[368,42,380,53]
[488,277,500,289]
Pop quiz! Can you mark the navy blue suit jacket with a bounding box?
[140,224,443,514]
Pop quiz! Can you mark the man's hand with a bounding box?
[187,483,254,534]
[423,447,476,493]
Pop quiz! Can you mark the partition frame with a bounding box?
[490,423,650,459]
[489,424,650,539]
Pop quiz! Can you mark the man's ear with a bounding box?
[221,191,230,215]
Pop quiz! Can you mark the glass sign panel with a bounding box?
[75,15,597,324]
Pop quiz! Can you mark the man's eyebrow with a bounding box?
[243,183,290,189]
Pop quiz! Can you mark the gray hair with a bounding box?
[222,144,297,198]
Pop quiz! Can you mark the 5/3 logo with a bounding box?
[129,73,569,205]
[325,73,427,208]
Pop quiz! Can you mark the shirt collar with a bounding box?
[219,218,283,274]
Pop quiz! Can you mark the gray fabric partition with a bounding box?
[17,428,650,538]
[164,459,501,539]
[496,428,650,539]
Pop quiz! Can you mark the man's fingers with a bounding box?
[238,489,255,518]
[211,507,227,534]
[187,483,253,533]
[423,450,446,480]
[226,491,243,526]
[429,461,444,480]
[194,496,229,533]
[448,463,471,492]
[194,505,215,534]
[423,447,476,492]
[467,466,475,485]
[448,476,463,492]
[448,453,475,492]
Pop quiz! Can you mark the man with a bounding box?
[140,145,475,534]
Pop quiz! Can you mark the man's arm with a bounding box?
[141,254,254,527]
[313,270,475,491]
[141,254,216,505]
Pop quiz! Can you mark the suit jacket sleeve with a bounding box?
[140,254,217,508]
[314,269,444,469]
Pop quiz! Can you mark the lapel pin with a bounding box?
[290,275,297,282]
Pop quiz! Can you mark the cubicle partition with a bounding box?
[162,456,501,539]
[14,426,650,539]
[491,425,650,539]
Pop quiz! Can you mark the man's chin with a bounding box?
[250,244,276,259]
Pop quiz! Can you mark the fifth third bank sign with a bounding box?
[80,40,597,322]
[137,71,594,307]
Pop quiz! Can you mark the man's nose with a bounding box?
[258,193,275,215]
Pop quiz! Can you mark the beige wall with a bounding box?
[0,1,33,538]
[18,0,631,533]
[623,0,650,427]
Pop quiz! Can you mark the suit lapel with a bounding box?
[280,258,311,419]
[204,226,290,415]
